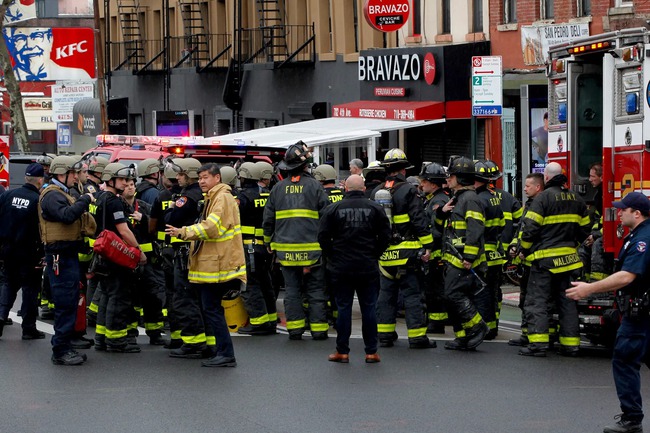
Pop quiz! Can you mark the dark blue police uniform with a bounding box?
[612,217,650,424]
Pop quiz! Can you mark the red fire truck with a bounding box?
[546,28,650,346]
[0,137,8,188]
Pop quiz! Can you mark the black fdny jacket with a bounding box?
[318,190,391,275]
[476,185,505,267]
[238,183,269,252]
[0,183,43,262]
[424,188,450,260]
[164,182,204,230]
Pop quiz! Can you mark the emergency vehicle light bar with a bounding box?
[568,41,612,55]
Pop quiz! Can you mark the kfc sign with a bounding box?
[2,27,96,81]
[364,0,410,32]
[3,0,36,25]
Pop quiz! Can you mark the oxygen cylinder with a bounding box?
[375,188,393,225]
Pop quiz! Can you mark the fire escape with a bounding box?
[116,0,145,70]
[176,0,209,68]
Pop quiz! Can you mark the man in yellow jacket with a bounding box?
[165,163,246,367]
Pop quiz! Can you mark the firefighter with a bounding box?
[584,162,614,282]
[436,156,489,351]
[508,172,545,347]
[236,162,276,335]
[38,155,95,365]
[474,161,506,339]
[150,161,183,348]
[165,158,209,358]
[419,162,450,334]
[484,160,522,331]
[313,164,344,204]
[0,163,45,339]
[255,161,274,191]
[121,178,166,345]
[262,141,331,340]
[371,149,436,349]
[518,162,590,357]
[93,162,147,353]
[363,161,385,199]
[136,158,163,205]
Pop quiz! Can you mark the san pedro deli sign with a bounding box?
[364,0,410,32]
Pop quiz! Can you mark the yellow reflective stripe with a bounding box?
[241,226,256,235]
[549,262,583,273]
[486,320,497,330]
[190,223,209,240]
[503,211,513,221]
[533,247,577,259]
[276,209,319,219]
[202,227,242,242]
[188,266,246,283]
[105,328,128,339]
[207,213,227,236]
[455,329,467,338]
[466,210,484,222]
[464,245,479,255]
[88,302,99,313]
[268,312,278,322]
[407,327,426,338]
[525,211,543,225]
[140,243,153,252]
[206,336,216,346]
[393,214,410,224]
[543,214,584,225]
[429,312,448,321]
[484,244,498,251]
[377,324,396,333]
[462,313,482,329]
[264,235,272,243]
[451,221,467,229]
[286,319,306,330]
[527,333,549,343]
[78,253,93,262]
[419,234,433,245]
[255,228,265,237]
[270,242,321,252]
[559,336,580,347]
[310,323,329,332]
[379,258,409,266]
[250,314,270,326]
[580,215,591,226]
[181,333,207,344]
[162,308,168,317]
[434,217,445,226]
[279,259,319,266]
[485,218,505,227]
[156,231,185,243]
[95,325,106,336]
[384,241,422,251]
[513,207,524,219]
[243,239,265,245]
[590,272,609,281]
[443,253,485,268]
[520,240,533,249]
[171,330,181,339]
[127,321,138,330]
[145,322,164,331]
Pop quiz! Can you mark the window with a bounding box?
[578,0,591,16]
[504,0,516,23]
[615,0,632,6]
[353,0,359,53]
[541,0,554,19]
[472,0,483,32]
[441,0,450,34]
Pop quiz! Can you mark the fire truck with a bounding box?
[545,28,650,346]
[0,137,8,188]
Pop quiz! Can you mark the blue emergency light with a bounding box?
[558,103,567,123]
[626,93,639,115]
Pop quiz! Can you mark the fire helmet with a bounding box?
[474,160,492,182]
[278,141,311,171]
[484,160,502,181]
[419,162,447,183]
[381,148,413,171]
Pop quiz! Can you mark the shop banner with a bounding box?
[52,81,95,122]
[521,23,589,66]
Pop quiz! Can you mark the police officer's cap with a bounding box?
[25,163,44,177]
[613,192,650,212]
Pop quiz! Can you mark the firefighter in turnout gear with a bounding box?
[165,158,209,358]
[314,164,344,204]
[262,141,331,340]
[371,149,436,349]
[518,162,591,357]
[436,156,490,351]
[236,162,277,336]
[474,161,506,339]
[418,162,450,334]
[136,158,163,205]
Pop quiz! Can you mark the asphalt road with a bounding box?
[0,306,643,433]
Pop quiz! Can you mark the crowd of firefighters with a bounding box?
[0,141,609,365]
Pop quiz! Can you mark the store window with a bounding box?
[441,0,451,34]
[503,0,516,23]
[541,0,554,19]
[472,0,483,32]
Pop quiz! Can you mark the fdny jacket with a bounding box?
[318,189,391,275]
[424,188,450,259]
[262,172,330,266]
[370,173,434,268]
[510,197,535,267]
[436,186,486,269]
[494,186,522,246]
[164,182,204,245]
[476,185,506,267]
[324,186,344,204]
[238,184,269,251]
[0,182,43,261]
[177,182,246,284]
[520,174,590,273]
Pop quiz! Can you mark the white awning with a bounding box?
[204,117,445,149]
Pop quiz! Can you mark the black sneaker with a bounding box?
[169,344,206,359]
[22,329,46,340]
[201,355,237,367]
[106,343,141,353]
[51,351,85,366]
[603,415,643,433]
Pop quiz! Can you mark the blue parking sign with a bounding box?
[57,123,71,148]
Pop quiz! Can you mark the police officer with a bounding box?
[94,163,147,353]
[419,162,450,334]
[165,158,209,358]
[436,156,489,351]
[262,141,330,340]
[37,153,58,320]
[236,162,276,335]
[474,161,505,339]
[584,162,614,282]
[371,149,435,349]
[0,163,45,339]
[136,158,163,205]
[38,155,95,365]
[518,162,590,357]
[568,192,650,433]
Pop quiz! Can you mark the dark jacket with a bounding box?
[0,182,43,262]
[476,184,505,266]
[136,180,159,206]
[318,190,391,275]
[423,187,450,259]
[39,180,91,254]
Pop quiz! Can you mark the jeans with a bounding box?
[46,253,80,357]
[195,279,238,358]
[0,258,41,331]
[331,272,379,355]
[613,315,650,422]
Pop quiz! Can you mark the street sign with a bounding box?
[472,56,503,117]
[57,123,71,148]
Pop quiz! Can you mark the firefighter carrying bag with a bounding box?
[92,195,141,270]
